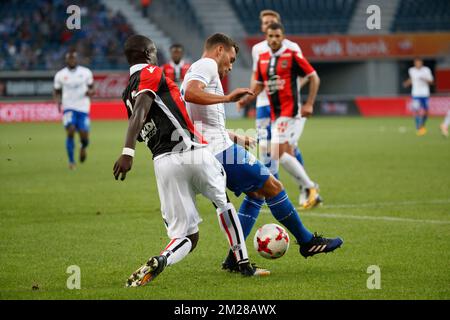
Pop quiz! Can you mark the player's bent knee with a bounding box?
[259,175,283,198]
[187,232,199,252]
[66,127,76,138]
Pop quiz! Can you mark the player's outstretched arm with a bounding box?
[236,82,263,111]
[113,92,153,181]
[301,73,320,118]
[184,80,254,105]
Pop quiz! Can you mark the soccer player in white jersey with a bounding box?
[182,33,343,272]
[238,9,320,206]
[403,58,434,136]
[53,50,94,169]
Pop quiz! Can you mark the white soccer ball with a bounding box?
[253,223,290,259]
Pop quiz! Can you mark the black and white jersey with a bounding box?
[122,63,206,159]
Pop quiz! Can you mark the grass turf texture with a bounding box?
[0,117,449,300]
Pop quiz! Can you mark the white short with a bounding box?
[271,116,306,146]
[154,148,228,239]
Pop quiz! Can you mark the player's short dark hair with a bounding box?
[267,22,285,33]
[259,9,281,22]
[65,48,77,57]
[124,34,156,64]
[170,44,184,51]
[204,33,239,55]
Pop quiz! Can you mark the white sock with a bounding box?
[161,237,192,266]
[444,110,450,127]
[279,152,315,188]
[217,203,249,265]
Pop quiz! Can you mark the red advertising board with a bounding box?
[93,73,129,98]
[246,32,450,61]
[0,100,127,123]
[355,97,450,117]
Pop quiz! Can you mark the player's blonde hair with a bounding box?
[259,10,281,22]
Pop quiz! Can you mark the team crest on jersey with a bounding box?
[277,121,289,134]
[281,60,288,68]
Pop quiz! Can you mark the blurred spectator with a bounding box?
[0,0,136,70]
[141,0,152,18]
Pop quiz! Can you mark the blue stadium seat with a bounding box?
[392,0,450,32]
[229,0,357,35]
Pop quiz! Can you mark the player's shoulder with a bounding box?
[191,58,217,72]
[252,40,268,52]
[77,65,93,74]
[139,64,163,79]
[55,67,68,77]
[283,38,302,52]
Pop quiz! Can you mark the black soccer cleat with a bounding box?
[126,255,167,287]
[299,233,343,258]
[238,262,270,277]
[221,250,239,272]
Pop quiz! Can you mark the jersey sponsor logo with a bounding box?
[140,119,158,143]
[147,66,157,73]
[265,75,286,95]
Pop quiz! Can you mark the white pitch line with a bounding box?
[259,209,450,225]
[320,199,450,209]
[300,212,450,225]
[256,199,450,224]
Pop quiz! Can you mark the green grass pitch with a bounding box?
[0,117,449,300]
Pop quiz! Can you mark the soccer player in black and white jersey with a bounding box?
[113,35,268,287]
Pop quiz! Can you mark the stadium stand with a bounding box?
[0,0,135,71]
[392,0,450,32]
[229,0,358,35]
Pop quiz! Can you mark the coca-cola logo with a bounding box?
[94,74,129,98]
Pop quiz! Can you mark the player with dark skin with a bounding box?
[170,44,184,64]
[53,51,95,163]
[113,37,264,249]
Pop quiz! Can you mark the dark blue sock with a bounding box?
[294,147,304,166]
[266,190,313,244]
[422,115,428,127]
[238,196,264,239]
[66,137,75,164]
[415,116,422,129]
